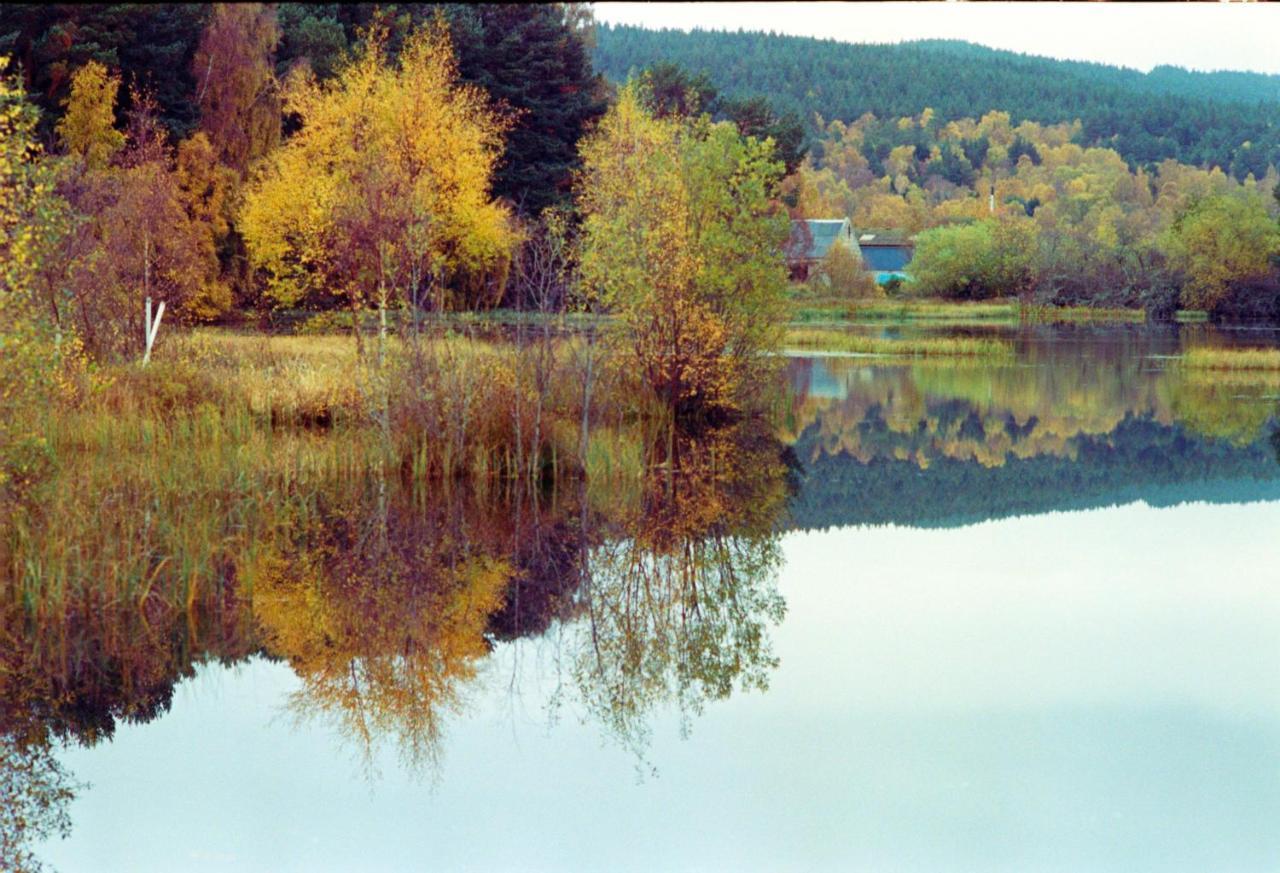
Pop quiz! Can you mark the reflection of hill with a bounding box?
[788,415,1280,530]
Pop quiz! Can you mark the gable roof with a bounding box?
[788,219,854,261]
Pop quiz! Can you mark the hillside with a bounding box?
[909,39,1280,106]
[594,25,1280,178]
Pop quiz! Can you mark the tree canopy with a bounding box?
[240,19,515,323]
[594,25,1280,179]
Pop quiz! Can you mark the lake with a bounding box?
[12,322,1280,872]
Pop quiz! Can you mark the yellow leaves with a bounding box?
[1,60,69,487]
[885,143,916,178]
[250,510,513,766]
[1163,192,1280,310]
[578,83,788,415]
[56,61,125,170]
[978,110,1014,146]
[241,18,514,313]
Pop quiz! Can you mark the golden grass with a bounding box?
[784,328,1015,358]
[1,328,627,613]
[788,299,1147,326]
[1182,347,1280,371]
[1018,303,1147,324]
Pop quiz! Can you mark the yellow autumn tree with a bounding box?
[577,83,790,418]
[55,60,124,170]
[1,60,69,505]
[1161,192,1280,312]
[240,18,516,351]
[174,132,237,320]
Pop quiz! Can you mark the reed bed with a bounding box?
[784,328,1015,358]
[0,327,666,615]
[850,301,1019,322]
[1017,303,1147,324]
[1181,347,1280,371]
[789,299,1148,326]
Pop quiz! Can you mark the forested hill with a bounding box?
[907,40,1280,106]
[594,25,1280,177]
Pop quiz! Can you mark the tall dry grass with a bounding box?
[784,328,1015,358]
[1182,346,1280,371]
[0,328,677,616]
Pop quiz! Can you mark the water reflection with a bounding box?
[6,325,1280,870]
[1,421,792,861]
[783,328,1280,528]
[569,422,792,758]
[252,482,517,775]
[0,736,78,872]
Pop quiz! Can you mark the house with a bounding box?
[786,219,858,281]
[786,219,915,285]
[856,230,914,284]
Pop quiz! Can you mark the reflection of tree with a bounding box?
[569,421,790,758]
[791,414,1280,530]
[0,423,794,796]
[1166,373,1280,446]
[251,479,514,776]
[784,332,1280,465]
[247,428,794,770]
[0,735,80,873]
[0,597,254,748]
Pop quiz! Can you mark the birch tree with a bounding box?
[240,17,516,356]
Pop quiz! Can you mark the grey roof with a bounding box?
[789,219,853,261]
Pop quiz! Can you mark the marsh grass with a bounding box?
[789,299,1147,326]
[1017,303,1147,324]
[1182,347,1280,371]
[279,307,607,335]
[784,328,1015,358]
[850,301,1019,322]
[0,328,683,615]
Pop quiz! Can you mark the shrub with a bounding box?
[816,242,881,298]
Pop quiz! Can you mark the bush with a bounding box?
[1206,274,1280,322]
[815,242,881,298]
[907,216,1036,300]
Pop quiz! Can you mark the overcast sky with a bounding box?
[592,2,1280,76]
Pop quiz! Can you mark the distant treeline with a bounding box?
[790,110,1280,316]
[593,25,1280,179]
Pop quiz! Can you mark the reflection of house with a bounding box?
[857,230,914,284]
[786,219,856,281]
[786,219,914,284]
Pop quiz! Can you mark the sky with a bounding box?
[591,2,1280,76]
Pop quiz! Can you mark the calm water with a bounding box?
[12,323,1280,872]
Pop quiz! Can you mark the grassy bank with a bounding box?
[2,329,665,615]
[1182,347,1280,371]
[784,328,1015,358]
[787,298,1147,326]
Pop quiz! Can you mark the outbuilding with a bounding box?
[785,219,858,281]
[856,230,914,284]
